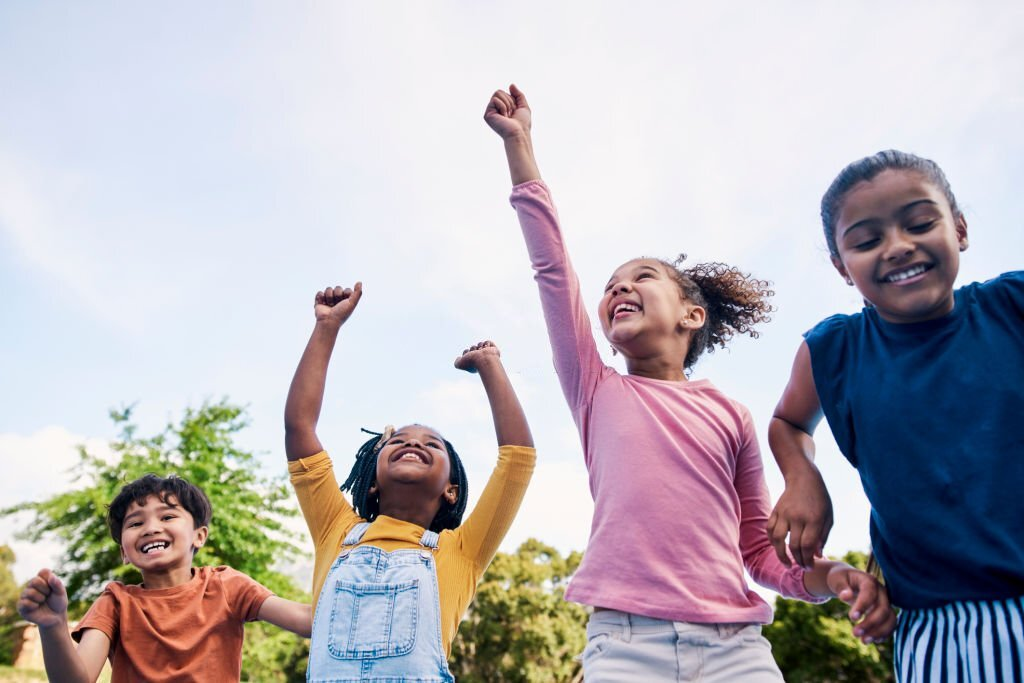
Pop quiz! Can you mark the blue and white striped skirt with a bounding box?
[894,595,1024,682]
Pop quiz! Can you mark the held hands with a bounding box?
[454,340,501,374]
[826,566,898,645]
[767,468,834,570]
[484,85,532,140]
[314,283,363,328]
[18,569,69,629]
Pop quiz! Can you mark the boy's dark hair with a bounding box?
[341,427,469,533]
[107,474,213,546]
[658,255,775,371]
[820,149,962,258]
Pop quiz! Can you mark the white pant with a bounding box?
[582,610,784,682]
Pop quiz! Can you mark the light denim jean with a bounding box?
[307,522,454,682]
[582,609,784,682]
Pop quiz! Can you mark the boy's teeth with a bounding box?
[142,542,168,554]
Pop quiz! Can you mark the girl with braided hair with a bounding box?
[485,85,894,681]
[284,283,534,682]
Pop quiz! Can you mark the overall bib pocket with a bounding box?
[327,578,420,659]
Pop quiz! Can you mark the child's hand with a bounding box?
[18,569,69,629]
[485,84,532,140]
[314,283,363,327]
[455,340,501,374]
[767,468,833,570]
[827,566,897,645]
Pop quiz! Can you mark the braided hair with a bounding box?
[340,426,470,533]
[657,255,775,371]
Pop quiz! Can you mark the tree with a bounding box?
[3,400,310,681]
[451,538,587,682]
[765,551,895,682]
[0,545,22,665]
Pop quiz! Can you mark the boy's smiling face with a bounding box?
[120,493,208,578]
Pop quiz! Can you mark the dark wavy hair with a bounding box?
[107,474,212,547]
[656,255,775,371]
[820,150,962,258]
[340,427,469,533]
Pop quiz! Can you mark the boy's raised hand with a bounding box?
[826,566,898,645]
[485,84,532,140]
[314,283,362,327]
[455,340,501,374]
[18,569,69,629]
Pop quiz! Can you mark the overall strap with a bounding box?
[342,522,371,546]
[419,529,440,550]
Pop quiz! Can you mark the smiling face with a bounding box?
[832,169,969,324]
[599,259,701,357]
[374,425,456,502]
[119,494,207,576]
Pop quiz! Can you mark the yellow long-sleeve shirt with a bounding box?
[288,445,535,657]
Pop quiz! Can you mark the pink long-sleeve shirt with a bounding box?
[511,180,819,623]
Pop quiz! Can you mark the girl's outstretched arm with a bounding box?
[284,283,363,461]
[455,341,533,448]
[766,341,833,570]
[485,84,542,185]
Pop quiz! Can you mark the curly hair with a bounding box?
[657,255,775,370]
[340,427,469,533]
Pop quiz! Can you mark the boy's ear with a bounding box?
[956,214,969,252]
[192,526,209,552]
[443,484,459,505]
[831,256,854,285]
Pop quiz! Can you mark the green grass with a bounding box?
[0,666,47,682]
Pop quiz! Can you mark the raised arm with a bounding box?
[284,283,363,461]
[18,569,108,683]
[485,84,541,185]
[454,341,533,448]
[766,341,833,570]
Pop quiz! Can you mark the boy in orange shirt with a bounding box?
[17,474,311,682]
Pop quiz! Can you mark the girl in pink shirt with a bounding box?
[485,85,895,681]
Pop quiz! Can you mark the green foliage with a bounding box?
[2,400,310,681]
[765,551,895,682]
[451,538,587,683]
[0,545,23,665]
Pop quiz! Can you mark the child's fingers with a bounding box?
[510,83,529,109]
[490,92,510,117]
[857,604,898,643]
[766,511,792,567]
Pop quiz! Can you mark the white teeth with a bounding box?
[399,452,426,463]
[141,542,168,554]
[885,264,928,282]
[614,303,640,315]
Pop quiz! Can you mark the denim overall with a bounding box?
[308,522,454,682]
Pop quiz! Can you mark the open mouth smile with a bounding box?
[140,541,169,554]
[610,300,642,321]
[390,448,430,465]
[880,263,932,284]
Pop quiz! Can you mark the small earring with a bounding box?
[611,346,618,356]
[845,277,854,286]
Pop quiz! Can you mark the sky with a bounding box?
[2,2,1022,591]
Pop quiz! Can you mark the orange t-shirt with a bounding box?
[71,565,272,682]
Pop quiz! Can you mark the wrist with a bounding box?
[782,459,822,485]
[38,616,70,633]
[313,318,344,334]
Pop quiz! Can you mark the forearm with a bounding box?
[259,596,312,638]
[39,623,93,683]
[284,321,341,459]
[802,559,846,598]
[476,360,533,447]
[503,133,541,185]
[768,416,821,482]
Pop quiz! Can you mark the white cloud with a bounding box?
[0,427,112,582]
